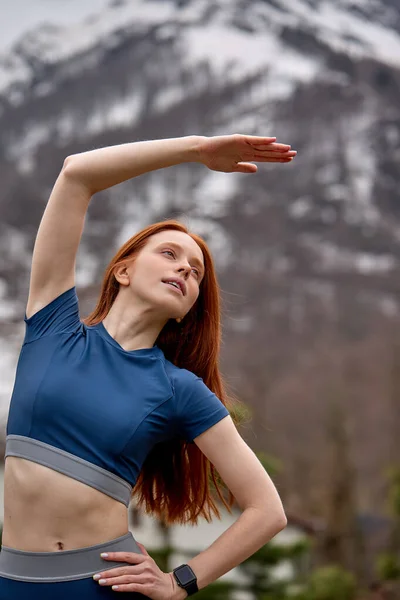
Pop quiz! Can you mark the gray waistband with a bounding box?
[5,435,132,507]
[0,531,142,582]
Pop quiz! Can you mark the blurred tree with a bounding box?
[376,465,400,582]
[316,399,365,579]
[237,537,310,600]
[375,332,400,589]
[294,565,357,600]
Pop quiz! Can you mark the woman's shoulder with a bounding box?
[162,358,202,391]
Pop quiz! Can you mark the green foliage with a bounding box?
[242,538,311,568]
[376,552,400,580]
[378,464,400,582]
[236,535,311,599]
[295,565,357,600]
[257,581,291,600]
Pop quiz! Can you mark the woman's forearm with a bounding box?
[64,136,203,194]
[169,507,286,599]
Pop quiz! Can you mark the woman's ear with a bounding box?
[113,263,130,286]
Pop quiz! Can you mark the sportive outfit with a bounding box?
[0,286,230,598]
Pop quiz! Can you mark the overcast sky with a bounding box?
[0,0,110,52]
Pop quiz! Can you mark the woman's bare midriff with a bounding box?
[2,456,130,552]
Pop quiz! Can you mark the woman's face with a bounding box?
[122,230,205,321]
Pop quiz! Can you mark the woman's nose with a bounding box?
[177,264,190,277]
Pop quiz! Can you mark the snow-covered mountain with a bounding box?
[0,0,400,515]
[2,0,399,292]
[2,0,400,105]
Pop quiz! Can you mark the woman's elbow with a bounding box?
[257,508,288,539]
[269,510,288,536]
[276,512,288,532]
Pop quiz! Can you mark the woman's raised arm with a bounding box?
[63,134,295,194]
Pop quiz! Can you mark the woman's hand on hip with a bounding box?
[197,133,296,173]
[93,541,178,598]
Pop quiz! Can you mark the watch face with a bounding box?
[175,565,196,585]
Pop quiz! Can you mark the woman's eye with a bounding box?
[162,250,175,258]
[191,268,199,277]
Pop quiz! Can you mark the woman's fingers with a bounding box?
[253,150,297,160]
[242,135,278,144]
[251,142,292,152]
[235,163,258,173]
[94,565,141,581]
[235,156,294,173]
[234,134,293,152]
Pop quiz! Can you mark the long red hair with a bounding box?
[82,219,244,525]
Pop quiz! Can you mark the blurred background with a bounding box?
[0,1,400,598]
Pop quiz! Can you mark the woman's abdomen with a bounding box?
[2,456,129,552]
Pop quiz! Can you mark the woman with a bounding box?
[0,133,296,599]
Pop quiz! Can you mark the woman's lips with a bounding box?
[163,281,183,295]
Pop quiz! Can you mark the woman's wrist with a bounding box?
[168,571,188,600]
[184,135,207,164]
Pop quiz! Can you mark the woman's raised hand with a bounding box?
[197,133,296,173]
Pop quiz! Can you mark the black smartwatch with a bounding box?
[172,564,198,596]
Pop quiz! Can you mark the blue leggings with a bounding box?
[0,532,148,599]
[0,576,147,598]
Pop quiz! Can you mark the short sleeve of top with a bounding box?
[171,368,230,444]
[23,286,81,345]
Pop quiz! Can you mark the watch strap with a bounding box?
[184,578,198,596]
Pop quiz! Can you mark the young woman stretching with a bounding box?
[0,133,296,599]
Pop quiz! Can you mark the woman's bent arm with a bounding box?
[168,416,287,599]
[64,136,202,195]
[170,506,286,599]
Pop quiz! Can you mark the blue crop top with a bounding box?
[5,286,230,506]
